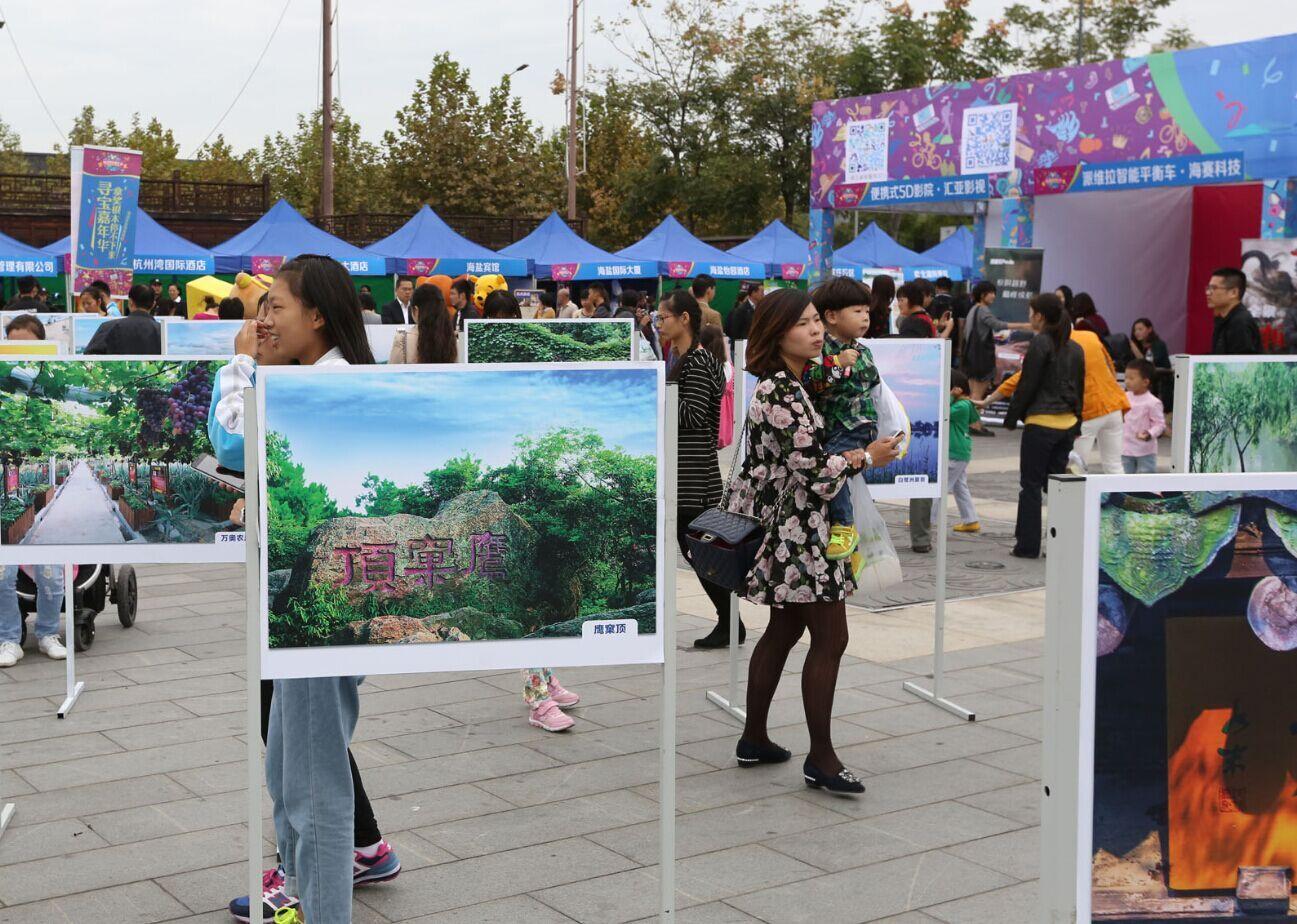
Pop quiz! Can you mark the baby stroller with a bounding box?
[16,564,138,652]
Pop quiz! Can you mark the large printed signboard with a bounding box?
[810,34,1297,208]
[0,357,245,564]
[257,363,665,679]
[1042,473,1297,921]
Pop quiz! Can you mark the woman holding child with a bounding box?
[727,286,901,794]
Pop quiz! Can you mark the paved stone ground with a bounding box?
[0,429,1053,924]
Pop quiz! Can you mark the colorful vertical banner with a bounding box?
[69,145,143,297]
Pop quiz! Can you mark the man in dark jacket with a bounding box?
[4,275,47,312]
[724,282,762,343]
[381,278,415,324]
[1208,266,1261,354]
[84,284,162,355]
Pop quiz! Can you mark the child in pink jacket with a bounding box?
[1121,359,1166,473]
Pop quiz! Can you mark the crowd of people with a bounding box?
[0,249,1285,924]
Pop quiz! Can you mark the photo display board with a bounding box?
[1171,355,1297,474]
[1,312,75,354]
[161,320,413,365]
[740,338,947,500]
[0,356,246,564]
[256,362,666,679]
[163,320,244,359]
[464,318,636,364]
[1042,473,1297,921]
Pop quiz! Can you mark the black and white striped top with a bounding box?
[674,347,725,512]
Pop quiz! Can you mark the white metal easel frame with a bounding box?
[899,343,976,721]
[243,384,680,920]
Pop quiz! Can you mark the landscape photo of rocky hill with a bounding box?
[260,365,662,655]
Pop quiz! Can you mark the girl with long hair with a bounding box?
[660,289,734,647]
[868,273,895,338]
[1003,292,1085,558]
[389,283,457,364]
[213,256,397,924]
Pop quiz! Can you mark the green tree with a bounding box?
[246,101,385,215]
[265,431,340,570]
[1003,0,1194,70]
[55,107,183,178]
[383,56,562,215]
[190,135,256,183]
[0,117,24,174]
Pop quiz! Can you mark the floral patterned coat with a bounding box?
[725,370,856,605]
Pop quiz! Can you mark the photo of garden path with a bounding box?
[466,320,634,363]
[0,359,244,547]
[264,366,660,649]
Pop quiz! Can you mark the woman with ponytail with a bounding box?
[1003,292,1085,558]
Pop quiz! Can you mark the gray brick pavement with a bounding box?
[0,562,1045,922]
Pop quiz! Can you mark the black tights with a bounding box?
[260,679,382,847]
[741,601,850,773]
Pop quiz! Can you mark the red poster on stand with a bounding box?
[150,470,168,496]
[3,465,16,495]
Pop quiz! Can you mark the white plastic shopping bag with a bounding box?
[849,475,903,594]
[872,379,912,461]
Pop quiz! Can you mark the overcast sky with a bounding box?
[0,0,1288,155]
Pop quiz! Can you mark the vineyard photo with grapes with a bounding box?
[0,359,245,548]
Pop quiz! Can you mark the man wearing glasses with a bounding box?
[1207,267,1261,354]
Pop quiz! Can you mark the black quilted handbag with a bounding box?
[685,506,765,592]
[685,422,788,593]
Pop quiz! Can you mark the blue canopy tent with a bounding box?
[213,199,385,275]
[43,208,215,276]
[920,226,974,280]
[369,205,529,277]
[616,215,764,281]
[726,219,810,280]
[835,222,961,281]
[499,212,652,282]
[0,229,59,277]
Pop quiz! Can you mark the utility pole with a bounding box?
[321,0,335,219]
[1075,0,1084,66]
[566,0,580,220]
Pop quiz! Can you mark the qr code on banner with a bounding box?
[960,103,1017,176]
[844,118,889,184]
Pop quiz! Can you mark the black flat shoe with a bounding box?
[735,739,792,767]
[1010,548,1039,559]
[803,759,865,794]
[693,621,746,649]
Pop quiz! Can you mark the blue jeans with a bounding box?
[1122,454,1157,474]
[824,423,877,528]
[0,565,64,643]
[266,677,361,923]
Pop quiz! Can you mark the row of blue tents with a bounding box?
[0,199,975,282]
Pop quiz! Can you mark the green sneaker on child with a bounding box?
[826,524,858,561]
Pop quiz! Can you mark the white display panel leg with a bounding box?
[659,386,679,919]
[0,802,14,840]
[57,564,84,718]
[902,348,975,721]
[244,387,265,917]
[706,341,748,725]
[1039,475,1088,922]
[1169,354,1189,472]
[704,595,746,722]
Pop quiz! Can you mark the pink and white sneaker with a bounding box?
[547,679,581,709]
[528,699,575,732]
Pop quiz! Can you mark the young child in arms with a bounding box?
[804,278,900,575]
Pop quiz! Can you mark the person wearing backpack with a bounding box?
[961,281,1031,436]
